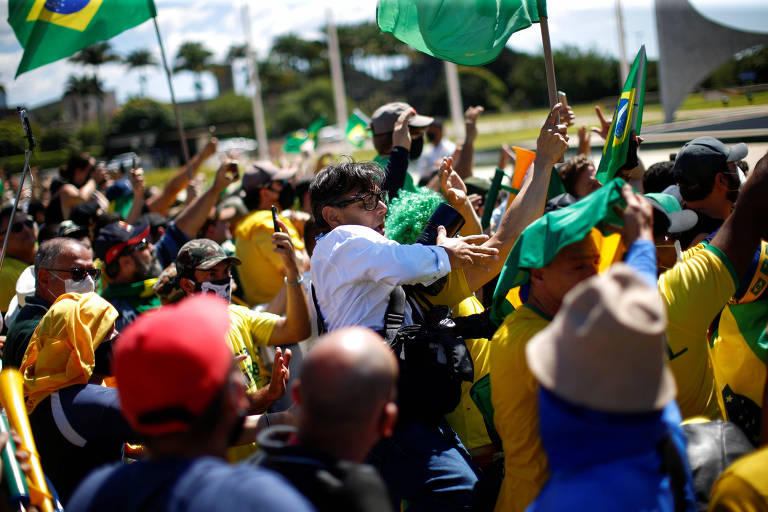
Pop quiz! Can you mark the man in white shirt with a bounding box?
[309,160,497,333]
[308,159,498,511]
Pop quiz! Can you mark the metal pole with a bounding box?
[616,0,630,85]
[241,4,270,160]
[152,16,191,175]
[444,61,465,141]
[326,9,349,136]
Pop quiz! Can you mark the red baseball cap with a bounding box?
[113,294,233,435]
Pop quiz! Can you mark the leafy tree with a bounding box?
[124,48,157,98]
[110,98,173,135]
[0,118,27,156]
[273,78,334,134]
[173,41,214,103]
[39,128,73,152]
[65,74,104,125]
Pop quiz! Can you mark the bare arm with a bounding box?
[173,160,237,239]
[710,151,768,281]
[268,218,311,344]
[146,138,217,215]
[438,157,482,236]
[453,106,484,179]
[124,168,146,224]
[464,103,570,292]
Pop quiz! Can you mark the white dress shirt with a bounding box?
[310,224,451,332]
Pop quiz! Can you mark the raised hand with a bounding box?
[591,105,612,141]
[392,109,414,150]
[436,225,498,270]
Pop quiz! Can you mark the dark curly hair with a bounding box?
[309,159,384,231]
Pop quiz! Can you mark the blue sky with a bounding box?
[0,0,766,110]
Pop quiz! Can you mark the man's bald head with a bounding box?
[297,327,398,428]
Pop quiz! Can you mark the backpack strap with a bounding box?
[310,283,328,336]
[382,286,406,343]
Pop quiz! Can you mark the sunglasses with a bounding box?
[330,191,388,211]
[0,218,33,236]
[45,266,101,282]
[129,239,149,252]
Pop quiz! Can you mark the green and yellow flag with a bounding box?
[377,0,546,66]
[596,45,647,183]
[283,117,325,154]
[346,109,371,148]
[9,0,156,77]
[490,178,627,326]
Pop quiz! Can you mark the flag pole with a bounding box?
[152,16,192,176]
[539,16,559,110]
[444,61,465,141]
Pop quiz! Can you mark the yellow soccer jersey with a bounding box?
[658,244,738,420]
[233,210,305,306]
[709,446,768,512]
[490,304,551,512]
[227,304,279,393]
[0,257,28,312]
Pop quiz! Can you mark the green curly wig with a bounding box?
[385,188,444,245]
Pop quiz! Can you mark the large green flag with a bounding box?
[9,0,156,77]
[596,45,647,184]
[490,178,627,326]
[283,117,326,153]
[346,109,371,148]
[377,0,546,66]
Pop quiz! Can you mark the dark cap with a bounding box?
[370,102,434,135]
[673,136,747,191]
[175,239,241,279]
[94,221,150,264]
[645,192,699,238]
[242,161,295,192]
[57,220,88,239]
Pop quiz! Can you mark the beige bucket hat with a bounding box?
[526,263,676,413]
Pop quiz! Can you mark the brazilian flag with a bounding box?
[345,109,371,148]
[9,0,156,77]
[283,117,325,154]
[596,45,646,184]
[377,0,546,66]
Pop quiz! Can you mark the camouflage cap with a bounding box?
[175,239,241,279]
[153,264,186,305]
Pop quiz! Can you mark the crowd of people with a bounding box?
[0,94,766,512]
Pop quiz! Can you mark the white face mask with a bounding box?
[200,279,232,303]
[52,273,95,294]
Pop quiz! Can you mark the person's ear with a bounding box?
[321,205,341,230]
[179,277,196,295]
[378,401,398,439]
[37,268,51,290]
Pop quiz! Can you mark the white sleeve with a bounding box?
[328,226,451,286]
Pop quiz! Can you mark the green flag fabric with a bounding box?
[596,45,647,184]
[283,117,326,153]
[377,0,546,66]
[9,0,156,77]
[346,110,371,147]
[490,178,627,326]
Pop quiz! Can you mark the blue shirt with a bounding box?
[67,456,316,512]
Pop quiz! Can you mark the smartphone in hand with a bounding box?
[271,205,281,233]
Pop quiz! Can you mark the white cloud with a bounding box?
[0,0,765,109]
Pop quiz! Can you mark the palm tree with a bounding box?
[125,48,157,97]
[173,41,214,103]
[69,42,122,79]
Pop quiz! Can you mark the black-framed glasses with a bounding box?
[45,267,101,282]
[330,191,388,211]
[0,218,34,236]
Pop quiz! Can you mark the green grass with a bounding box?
[143,166,217,189]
